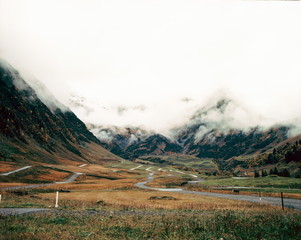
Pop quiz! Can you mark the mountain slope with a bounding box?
[89,99,294,172]
[0,60,121,165]
[87,125,182,159]
[125,134,182,159]
[170,99,289,161]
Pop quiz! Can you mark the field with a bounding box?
[138,154,219,170]
[1,190,301,240]
[193,175,301,195]
[1,160,301,239]
[1,209,300,240]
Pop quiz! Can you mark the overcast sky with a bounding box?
[1,0,301,133]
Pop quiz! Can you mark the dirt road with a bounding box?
[136,172,301,211]
[0,166,32,176]
[0,173,83,190]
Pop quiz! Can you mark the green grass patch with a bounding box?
[0,210,300,239]
[47,217,70,225]
[106,160,140,169]
[199,175,301,190]
[139,155,219,170]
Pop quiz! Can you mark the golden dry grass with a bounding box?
[38,189,277,211]
[45,164,140,179]
[0,168,72,187]
[147,175,186,188]
[0,182,30,188]
[43,178,140,191]
[30,170,71,182]
[0,162,19,174]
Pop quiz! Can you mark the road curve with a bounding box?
[0,173,83,190]
[135,172,301,211]
[0,166,32,176]
[135,173,182,192]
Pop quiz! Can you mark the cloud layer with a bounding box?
[1,0,301,133]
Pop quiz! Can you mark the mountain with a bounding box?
[125,134,182,159]
[170,99,289,160]
[0,59,121,165]
[89,98,299,173]
[87,124,183,159]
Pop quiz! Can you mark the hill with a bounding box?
[89,99,300,174]
[0,59,121,165]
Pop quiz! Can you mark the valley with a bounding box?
[1,160,301,239]
[1,59,300,239]
[1,160,301,208]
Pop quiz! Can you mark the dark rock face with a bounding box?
[0,60,103,162]
[90,127,182,160]
[91,99,289,162]
[91,123,289,162]
[178,127,289,160]
[125,134,182,159]
[169,98,289,160]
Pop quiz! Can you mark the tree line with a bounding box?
[254,167,291,178]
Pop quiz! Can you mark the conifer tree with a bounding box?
[262,169,268,177]
[269,168,274,175]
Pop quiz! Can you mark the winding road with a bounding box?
[0,173,83,190]
[1,166,301,216]
[136,172,301,211]
[0,166,32,176]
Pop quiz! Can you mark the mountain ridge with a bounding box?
[87,98,299,172]
[0,60,121,165]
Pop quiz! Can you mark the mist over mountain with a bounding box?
[1,0,301,139]
[87,98,293,164]
[0,59,120,164]
[0,58,299,173]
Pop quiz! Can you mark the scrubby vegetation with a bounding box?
[247,141,301,172]
[0,209,300,240]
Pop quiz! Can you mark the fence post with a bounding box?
[0,194,1,203]
[55,191,59,208]
[259,191,262,206]
[281,192,284,210]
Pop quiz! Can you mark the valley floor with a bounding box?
[1,160,300,239]
[0,208,300,239]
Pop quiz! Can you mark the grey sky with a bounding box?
[1,0,301,132]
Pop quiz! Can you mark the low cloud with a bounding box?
[169,90,301,140]
[90,128,114,143]
[1,1,301,137]
[23,75,69,113]
[1,59,69,113]
[117,106,128,116]
[181,97,194,103]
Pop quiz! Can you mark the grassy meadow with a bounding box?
[1,189,301,240]
[1,160,301,239]
[0,208,300,239]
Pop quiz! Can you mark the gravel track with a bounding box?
[136,172,301,211]
[0,173,83,190]
[0,166,32,176]
[1,168,300,216]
